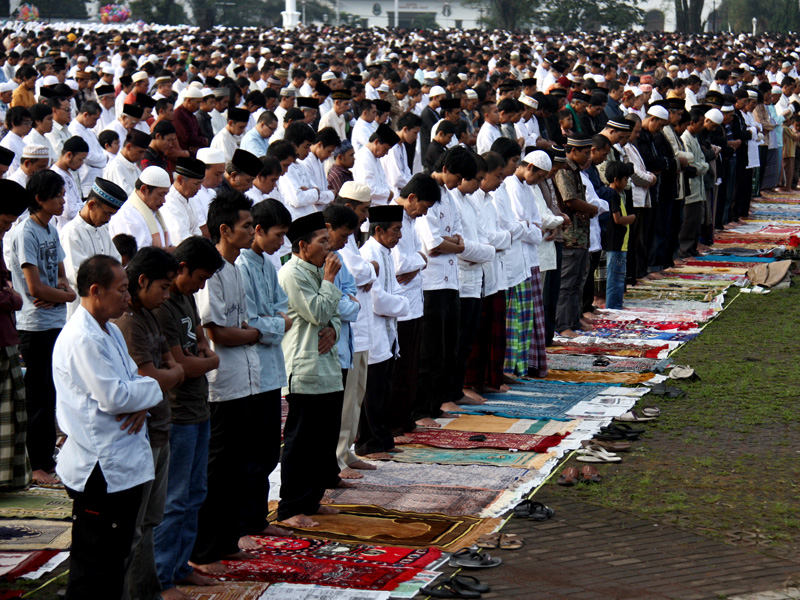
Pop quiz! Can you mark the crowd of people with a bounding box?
[0,20,796,600]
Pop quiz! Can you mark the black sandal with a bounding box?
[420,577,482,598]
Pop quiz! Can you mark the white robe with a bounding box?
[108,198,168,250]
[70,120,107,196]
[161,186,202,244]
[353,147,391,205]
[103,153,141,196]
[210,127,241,163]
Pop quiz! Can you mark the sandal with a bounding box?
[587,439,630,452]
[576,445,622,463]
[615,410,657,422]
[420,578,482,598]
[476,533,500,549]
[592,356,611,367]
[528,502,555,521]
[600,423,644,439]
[580,465,602,483]
[451,575,490,593]
[499,533,523,549]
[448,548,503,569]
[641,406,661,417]
[557,466,580,486]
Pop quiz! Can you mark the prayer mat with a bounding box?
[323,484,503,516]
[252,536,442,569]
[0,489,72,520]
[440,414,577,435]
[345,461,530,491]
[546,343,670,358]
[268,503,497,550]
[0,520,71,550]
[456,381,606,420]
[0,550,60,580]
[177,582,271,599]
[544,370,655,384]
[389,445,554,469]
[406,429,565,451]
[546,354,671,373]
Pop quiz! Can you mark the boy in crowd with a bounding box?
[604,162,636,310]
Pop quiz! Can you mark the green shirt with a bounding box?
[278,255,343,396]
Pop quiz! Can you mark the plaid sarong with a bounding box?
[528,267,548,378]
[0,346,30,491]
[504,280,532,377]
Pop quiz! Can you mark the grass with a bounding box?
[548,282,800,558]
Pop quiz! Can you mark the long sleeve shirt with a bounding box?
[353,146,391,205]
[53,305,163,493]
[103,153,141,196]
[681,130,710,204]
[505,174,543,271]
[69,120,108,197]
[381,141,414,200]
[161,186,202,244]
[210,127,241,163]
[50,165,83,232]
[491,181,528,289]
[331,253,360,369]
[300,152,335,210]
[416,185,463,292]
[452,188,495,298]
[173,105,207,151]
[240,127,270,158]
[339,235,376,353]
[278,162,322,220]
[473,188,511,296]
[391,205,427,321]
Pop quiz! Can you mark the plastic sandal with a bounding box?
[580,465,602,483]
[557,466,580,486]
[614,410,657,422]
[513,499,536,517]
[420,578,482,598]
[528,501,555,521]
[499,533,523,549]
[641,406,661,417]
[451,575,490,593]
[476,533,500,549]
[576,445,622,463]
[448,548,502,569]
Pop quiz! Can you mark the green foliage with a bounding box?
[539,0,644,30]
[462,0,539,30]
[410,12,440,28]
[131,0,188,25]
[35,0,87,19]
[674,0,704,32]
[717,0,800,32]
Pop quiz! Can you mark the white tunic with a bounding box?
[45,122,70,158]
[476,121,502,154]
[50,165,84,233]
[381,140,422,200]
[0,131,24,176]
[22,129,57,165]
[353,146,391,205]
[318,109,347,140]
[390,204,426,321]
[473,188,511,296]
[108,198,168,250]
[70,120,107,196]
[491,181,527,289]
[351,118,376,154]
[505,175,543,271]
[278,163,321,220]
[161,186,202,244]
[452,189,495,299]
[415,186,463,292]
[103,153,141,196]
[299,153,334,209]
[210,127,241,163]
[339,235,376,354]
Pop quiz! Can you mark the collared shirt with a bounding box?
[381,140,418,200]
[452,188,495,298]
[339,235,376,353]
[240,127,270,158]
[353,146,391,205]
[161,186,202,244]
[45,122,70,158]
[391,206,427,321]
[351,118,376,154]
[53,305,163,493]
[332,253,360,370]
[210,127,241,163]
[554,158,590,249]
[278,255,343,395]
[235,248,289,393]
[59,213,120,321]
[103,152,141,196]
[491,181,528,288]
[476,121,501,154]
[360,237,409,363]
[192,185,215,228]
[504,175,544,271]
[300,152,335,209]
[94,104,116,134]
[327,164,353,196]
[173,105,207,151]
[278,162,321,219]
[416,185,463,292]
[195,259,261,402]
[70,119,107,196]
[319,109,347,140]
[473,188,512,295]
[50,164,83,232]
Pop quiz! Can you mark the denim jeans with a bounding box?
[605,250,627,310]
[153,420,210,589]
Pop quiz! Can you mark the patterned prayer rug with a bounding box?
[546,354,671,373]
[268,503,497,549]
[252,536,442,569]
[0,520,71,550]
[547,343,670,358]
[322,484,503,516]
[440,414,577,435]
[0,550,60,579]
[0,489,72,520]
[406,428,565,451]
[389,445,554,469]
[341,461,530,491]
[177,582,271,599]
[544,370,655,384]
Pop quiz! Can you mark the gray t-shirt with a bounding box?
[4,217,66,331]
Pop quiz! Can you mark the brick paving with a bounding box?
[430,492,800,600]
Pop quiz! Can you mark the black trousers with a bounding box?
[193,396,252,564]
[451,297,481,402]
[627,207,649,283]
[678,201,704,258]
[413,289,460,421]
[355,358,395,455]
[581,251,602,313]
[65,465,143,600]
[239,390,281,536]
[387,318,422,436]
[277,391,343,521]
[542,242,562,345]
[19,329,60,473]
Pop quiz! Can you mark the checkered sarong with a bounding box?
[528,266,548,378]
[0,346,30,490]
[504,279,532,377]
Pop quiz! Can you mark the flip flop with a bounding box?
[590,439,631,452]
[513,499,536,517]
[420,578,482,599]
[451,575,490,594]
[580,465,602,483]
[600,423,644,439]
[448,548,502,569]
[641,406,661,418]
[576,445,622,463]
[557,466,580,486]
[615,410,657,422]
[528,502,555,521]
[499,533,524,550]
[476,533,500,549]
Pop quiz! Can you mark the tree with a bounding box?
[462,0,539,31]
[35,0,87,19]
[411,12,440,28]
[717,0,800,31]
[130,0,188,24]
[540,0,644,31]
[674,0,704,32]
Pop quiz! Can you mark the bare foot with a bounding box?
[160,587,191,600]
[415,418,441,428]
[348,459,377,470]
[237,536,260,551]
[460,388,486,405]
[176,571,217,586]
[559,329,579,338]
[499,384,511,392]
[673,257,687,266]
[321,494,333,503]
[258,524,294,537]
[440,401,462,412]
[502,374,519,384]
[439,411,461,418]
[393,435,412,444]
[357,452,392,460]
[282,514,319,528]
[32,469,58,485]
[317,505,340,515]
[582,311,597,321]
[188,561,228,575]
[336,479,359,488]
[386,446,403,453]
[221,549,256,560]
[579,320,594,330]
[339,467,364,479]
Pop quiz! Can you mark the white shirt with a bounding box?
[108,197,168,250]
[210,108,227,136]
[70,120,107,196]
[351,118,376,154]
[319,109,347,140]
[415,185,463,292]
[382,140,421,200]
[53,305,163,493]
[59,213,121,320]
[192,185,215,228]
[94,104,116,134]
[360,236,409,363]
[452,189,495,298]
[353,146,391,205]
[103,152,141,196]
[278,163,322,220]
[161,186,202,244]
[339,234,376,353]
[532,183,564,272]
[103,119,130,147]
[195,260,261,402]
[504,174,543,270]
[23,129,56,165]
[391,204,426,321]
[50,165,84,232]
[473,188,511,296]
[45,122,70,158]
[0,131,24,176]
[581,172,609,253]
[625,142,656,208]
[491,181,528,289]
[476,121,501,154]
[210,127,241,163]
[300,153,335,209]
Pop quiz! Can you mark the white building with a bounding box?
[331,0,479,29]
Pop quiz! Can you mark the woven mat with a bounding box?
[390,445,553,469]
[0,520,71,550]
[406,429,566,452]
[177,582,271,599]
[0,489,71,520]
[440,414,577,435]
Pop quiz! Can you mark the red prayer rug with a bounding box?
[407,429,565,452]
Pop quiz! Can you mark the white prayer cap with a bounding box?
[429,85,446,97]
[321,71,337,82]
[102,65,115,75]
[457,73,468,81]
[0,82,16,93]
[183,87,203,99]
[523,150,552,172]
[747,90,758,99]
[772,86,783,95]
[189,81,203,89]
[338,181,371,203]
[201,87,214,98]
[42,75,59,87]
[705,108,723,125]
[77,55,88,62]
[197,148,226,165]
[783,61,793,69]
[647,105,669,120]
[345,46,354,53]
[631,86,643,97]
[377,83,390,93]
[65,80,79,91]
[22,145,49,159]
[139,166,171,189]
[132,71,148,83]
[244,56,256,64]
[519,94,538,109]
[465,89,478,100]
[721,104,735,113]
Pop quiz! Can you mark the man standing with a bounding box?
[109,166,174,251]
[161,157,205,244]
[173,87,207,156]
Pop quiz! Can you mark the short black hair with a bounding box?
[315,126,341,148]
[397,111,422,130]
[323,203,358,231]
[80,100,101,116]
[207,190,253,243]
[77,254,121,297]
[482,151,506,172]
[291,229,324,254]
[490,137,521,162]
[435,145,477,180]
[252,198,292,231]
[258,155,283,178]
[5,106,31,129]
[27,170,64,214]
[267,140,297,162]
[436,120,457,135]
[173,235,224,274]
[125,246,179,297]
[592,134,611,150]
[112,234,137,262]
[98,129,119,149]
[605,160,634,183]
[400,172,441,203]
[284,121,315,147]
